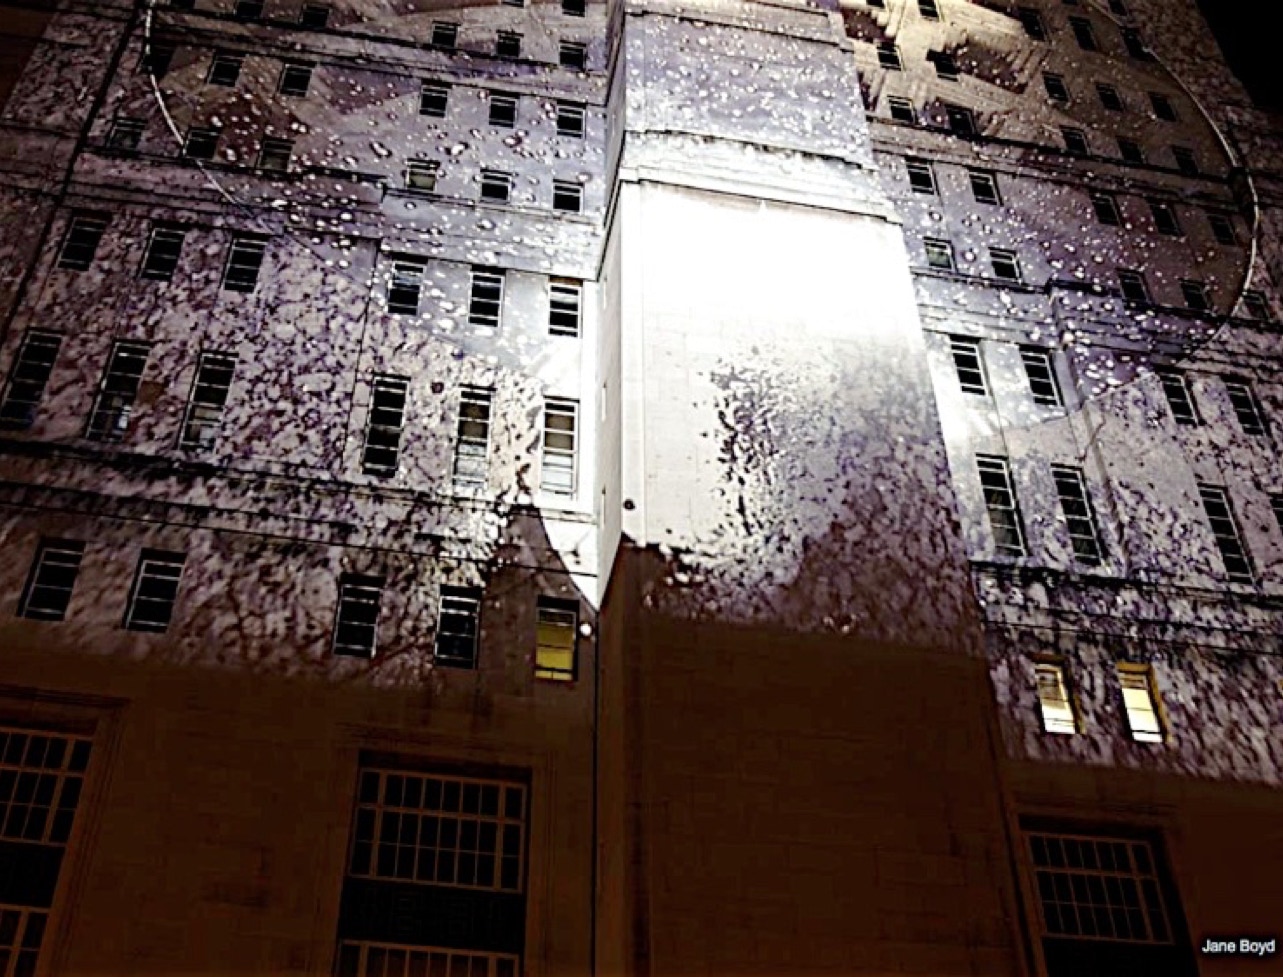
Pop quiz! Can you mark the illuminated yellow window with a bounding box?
[535,599,577,682]
[1034,662,1076,735]
[1118,666,1164,743]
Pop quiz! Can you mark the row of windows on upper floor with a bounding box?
[1,335,583,495]
[12,538,582,678]
[165,0,590,31]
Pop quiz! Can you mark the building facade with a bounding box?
[0,0,1280,974]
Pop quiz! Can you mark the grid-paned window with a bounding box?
[1241,291,1271,321]
[279,61,314,97]
[140,224,186,281]
[300,2,331,27]
[990,248,1022,282]
[1051,464,1103,565]
[17,540,84,621]
[1148,200,1181,236]
[1061,127,1089,155]
[945,104,976,136]
[535,599,577,681]
[495,31,522,58]
[1117,138,1145,164]
[931,51,959,81]
[334,942,518,977]
[207,50,244,86]
[387,259,426,315]
[1090,192,1121,226]
[1117,667,1165,743]
[1096,83,1123,111]
[179,352,236,448]
[1043,72,1069,102]
[419,82,449,117]
[468,268,504,327]
[86,341,149,442]
[556,102,586,137]
[978,454,1026,556]
[0,330,62,430]
[56,215,108,271]
[362,375,409,476]
[333,573,384,656]
[1149,91,1177,121]
[1156,370,1198,425]
[183,126,220,161]
[969,171,1001,205]
[887,95,915,122]
[1117,268,1150,304]
[906,158,935,194]
[1069,16,1097,49]
[1027,829,1174,938]
[405,159,439,192]
[1021,347,1063,408]
[541,399,578,495]
[1223,378,1267,437]
[949,336,988,396]
[488,94,517,127]
[1018,7,1046,39]
[1207,212,1237,246]
[453,387,492,488]
[1179,279,1209,312]
[222,236,267,292]
[559,41,586,69]
[1171,146,1198,176]
[256,137,293,172]
[1198,483,1253,584]
[553,180,583,213]
[434,588,481,668]
[431,22,458,49]
[480,170,513,203]
[925,238,955,271]
[549,279,582,337]
[123,550,185,633]
[1034,662,1076,734]
[107,117,144,150]
[876,42,902,70]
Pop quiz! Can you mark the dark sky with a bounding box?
[1197,1,1283,112]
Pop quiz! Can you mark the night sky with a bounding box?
[1197,1,1283,112]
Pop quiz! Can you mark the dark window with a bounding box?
[179,352,236,448]
[1117,268,1150,304]
[1149,91,1177,121]
[925,238,955,271]
[1061,127,1089,155]
[1121,26,1149,59]
[906,158,936,194]
[1171,146,1198,176]
[431,22,458,49]
[867,0,885,6]
[1207,212,1237,246]
[362,375,409,476]
[107,117,144,150]
[86,341,149,442]
[233,0,263,18]
[1021,347,1063,408]
[140,224,187,281]
[977,454,1026,556]
[1117,138,1145,164]
[887,96,915,123]
[553,180,583,213]
[1198,484,1254,584]
[1148,200,1181,236]
[918,0,939,19]
[563,0,586,14]
[144,41,175,77]
[949,336,988,396]
[877,42,902,70]
[18,540,84,621]
[434,588,482,667]
[1018,7,1046,40]
[123,550,186,632]
[279,61,313,97]
[945,104,976,136]
[469,268,504,327]
[256,137,293,172]
[1180,279,1209,312]
[333,573,384,656]
[207,51,244,86]
[559,41,586,70]
[1096,83,1123,111]
[221,236,268,292]
[931,50,959,80]
[56,214,108,271]
[1271,495,1283,538]
[503,0,524,7]
[549,279,582,337]
[300,2,331,27]
[556,102,586,138]
[1224,378,1268,437]
[453,387,493,488]
[969,171,1001,205]
[990,248,1022,282]
[489,94,517,128]
[182,126,221,161]
[535,598,577,680]
[0,330,62,430]
[387,260,425,316]
[1090,192,1121,226]
[1051,465,1103,564]
[1107,0,1128,13]
[420,82,449,117]
[496,31,522,58]
[480,170,513,203]
[1241,290,1271,320]
[1157,370,1199,426]
[1069,16,1097,50]
[1043,72,1069,103]
[406,160,438,192]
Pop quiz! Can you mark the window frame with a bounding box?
[179,351,236,449]
[1033,661,1077,735]
[977,454,1027,557]
[1020,346,1064,409]
[56,214,109,272]
[433,587,483,668]
[1117,666,1165,743]
[221,235,268,293]
[278,61,314,97]
[332,573,385,657]
[419,81,450,118]
[948,336,988,397]
[1197,483,1254,584]
[123,549,186,633]
[86,340,149,442]
[17,539,85,621]
[452,386,493,489]
[468,268,505,327]
[0,330,63,430]
[924,238,956,272]
[1050,463,1104,565]
[361,374,410,476]
[541,398,578,496]
[535,598,578,682]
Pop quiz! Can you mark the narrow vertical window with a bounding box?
[1156,369,1199,426]
[332,573,383,656]
[549,279,583,337]
[542,398,578,495]
[559,41,587,70]
[906,158,936,194]
[1223,378,1268,437]
[434,587,482,668]
[431,22,458,49]
[1042,72,1069,102]
[495,31,522,58]
[86,341,149,442]
[480,170,513,203]
[555,102,586,138]
[1117,268,1150,304]
[468,268,504,327]
[56,214,109,271]
[535,598,577,681]
[140,224,187,281]
[123,550,186,632]
[1020,347,1063,408]
[278,61,314,97]
[179,352,236,448]
[221,235,268,292]
[1198,483,1254,584]
[1051,464,1103,565]
[977,454,1026,557]
[206,51,244,86]
[18,540,85,621]
[419,82,450,117]
[453,387,492,488]
[387,258,426,315]
[1034,662,1076,734]
[0,330,62,430]
[1117,666,1164,742]
[553,180,583,213]
[949,336,988,396]
[361,375,409,476]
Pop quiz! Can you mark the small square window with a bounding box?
[57,214,109,271]
[876,42,902,70]
[1034,662,1076,734]
[906,158,935,194]
[480,170,513,203]
[489,93,517,128]
[1043,72,1069,103]
[945,104,976,136]
[180,351,236,449]
[299,2,331,27]
[969,170,1001,205]
[183,126,221,161]
[556,102,586,138]
[207,51,244,86]
[535,598,577,681]
[1090,192,1121,226]
[1148,199,1181,236]
[1061,127,1089,156]
[1207,212,1237,246]
[1171,146,1199,176]
[0,330,62,430]
[549,278,582,336]
[1118,666,1164,742]
[562,0,586,14]
[278,61,313,97]
[1241,290,1271,320]
[19,539,85,621]
[1149,91,1177,121]
[406,159,439,192]
[990,248,1022,282]
[420,82,449,117]
[124,550,186,633]
[140,224,187,281]
[1180,279,1210,312]
[432,22,459,49]
[469,267,505,327]
[496,31,522,58]
[1117,137,1145,164]
[387,259,425,315]
[560,41,587,70]
[931,51,959,81]
[1069,16,1097,50]
[1018,7,1046,40]
[1117,268,1150,304]
[222,235,267,292]
[1096,83,1123,111]
[107,117,144,150]
[256,137,293,172]
[925,238,955,271]
[949,336,987,396]
[887,95,915,123]
[332,573,384,657]
[434,587,482,668]
[553,179,583,213]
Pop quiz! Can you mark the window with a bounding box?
[1198,483,1254,583]
[1020,346,1063,408]
[1042,72,1070,103]
[124,550,185,632]
[887,95,915,123]
[143,40,175,77]
[1207,212,1237,246]
[1051,464,1103,564]
[182,126,221,161]
[990,248,1022,282]
[1107,0,1129,14]
[221,235,267,292]
[86,341,149,442]
[405,159,439,192]
[1017,7,1046,39]
[140,224,186,281]
[945,104,976,136]
[207,52,244,88]
[560,40,587,70]
[1271,495,1283,538]
[924,238,955,271]
[106,117,144,150]
[503,0,524,7]
[179,352,236,448]
[918,0,939,18]
[299,2,331,27]
[1179,279,1209,312]
[17,540,85,621]
[1156,370,1198,425]
[278,61,313,97]
[233,0,263,18]
[977,454,1026,556]
[1241,290,1271,320]
[876,42,902,70]
[556,102,586,138]
[535,598,577,681]
[1117,137,1145,164]
[434,587,482,668]
[387,259,425,315]
[1223,378,1268,437]
[553,179,583,213]
[419,82,450,117]
[949,336,988,396]
[1090,192,1121,226]
[468,268,504,327]
[1171,146,1198,176]
[332,573,383,656]
[563,0,586,14]
[549,278,582,337]
[489,93,517,128]
[256,137,293,172]
[1069,16,1097,50]
[541,398,578,495]
[1148,199,1181,236]
[453,387,492,488]
[496,31,522,58]
[1061,127,1089,156]
[1120,27,1149,59]
[931,51,959,81]
[969,170,1001,205]
[1149,91,1176,121]
[431,22,458,49]
[361,375,409,476]
[0,330,62,430]
[1096,83,1123,111]
[906,158,936,194]
[1117,667,1164,742]
[56,214,108,271]
[1034,662,1076,734]
[867,0,885,6]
